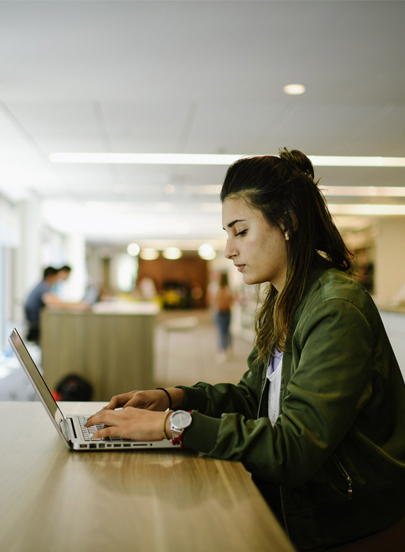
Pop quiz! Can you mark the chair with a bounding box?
[327,514,405,552]
[159,316,199,382]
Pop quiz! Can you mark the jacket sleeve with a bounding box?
[182,298,374,488]
[176,347,263,419]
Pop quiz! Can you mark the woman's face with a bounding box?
[222,196,288,291]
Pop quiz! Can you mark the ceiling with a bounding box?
[0,0,405,249]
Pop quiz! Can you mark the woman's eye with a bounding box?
[236,230,247,237]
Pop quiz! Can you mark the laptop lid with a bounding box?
[82,285,99,306]
[8,328,71,447]
[8,328,179,451]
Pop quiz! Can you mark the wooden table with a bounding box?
[0,401,295,552]
[41,302,159,401]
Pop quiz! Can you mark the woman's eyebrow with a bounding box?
[223,218,246,230]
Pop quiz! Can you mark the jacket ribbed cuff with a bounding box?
[182,411,221,453]
[174,384,208,413]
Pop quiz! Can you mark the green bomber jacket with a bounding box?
[177,267,405,550]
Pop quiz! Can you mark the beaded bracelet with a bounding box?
[162,409,173,440]
[156,387,173,410]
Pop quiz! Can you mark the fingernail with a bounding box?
[89,433,94,439]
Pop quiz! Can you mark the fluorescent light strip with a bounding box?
[185,185,222,195]
[190,186,405,197]
[49,152,405,168]
[311,156,405,168]
[324,187,405,197]
[201,203,222,213]
[329,204,405,216]
[49,153,240,165]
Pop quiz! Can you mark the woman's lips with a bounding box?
[235,264,246,272]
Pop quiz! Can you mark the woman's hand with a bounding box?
[85,407,168,441]
[102,388,184,412]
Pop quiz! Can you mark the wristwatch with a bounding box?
[170,410,192,442]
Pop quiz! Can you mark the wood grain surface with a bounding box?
[0,401,295,552]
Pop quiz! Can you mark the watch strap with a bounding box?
[170,410,192,447]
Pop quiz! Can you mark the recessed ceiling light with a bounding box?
[198,243,216,260]
[162,247,182,260]
[140,248,159,260]
[165,184,176,194]
[127,242,140,256]
[283,84,306,95]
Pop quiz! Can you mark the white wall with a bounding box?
[63,233,87,300]
[374,218,405,304]
[379,311,405,381]
[86,245,105,289]
[0,195,19,249]
[16,199,42,315]
[0,195,89,349]
[0,196,21,344]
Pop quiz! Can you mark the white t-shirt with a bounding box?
[266,349,284,426]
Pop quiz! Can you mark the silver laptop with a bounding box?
[8,328,179,451]
[82,285,100,306]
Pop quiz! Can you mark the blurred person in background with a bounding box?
[213,272,234,362]
[57,264,72,282]
[24,266,59,342]
[51,265,72,298]
[24,265,88,343]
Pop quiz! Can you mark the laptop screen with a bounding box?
[8,328,66,432]
[82,285,99,306]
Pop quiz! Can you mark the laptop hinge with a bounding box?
[60,418,75,441]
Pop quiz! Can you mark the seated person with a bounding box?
[24,266,88,343]
[86,149,405,551]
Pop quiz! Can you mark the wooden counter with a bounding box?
[377,304,405,381]
[0,401,295,552]
[41,302,159,401]
[376,303,405,315]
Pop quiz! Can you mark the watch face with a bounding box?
[172,410,192,430]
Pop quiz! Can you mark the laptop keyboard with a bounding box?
[78,415,124,442]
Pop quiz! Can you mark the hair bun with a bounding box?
[279,148,314,180]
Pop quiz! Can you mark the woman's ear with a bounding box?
[290,212,298,232]
[282,212,298,233]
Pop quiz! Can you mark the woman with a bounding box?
[87,149,405,551]
[213,271,234,362]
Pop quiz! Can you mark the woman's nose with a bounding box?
[224,240,236,259]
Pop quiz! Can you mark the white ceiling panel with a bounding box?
[0,1,404,244]
[4,101,99,134]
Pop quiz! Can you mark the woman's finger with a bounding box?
[86,408,121,428]
[92,424,123,440]
[87,407,165,441]
[105,391,136,410]
[122,390,157,409]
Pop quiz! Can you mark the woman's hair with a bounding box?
[220,148,353,362]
